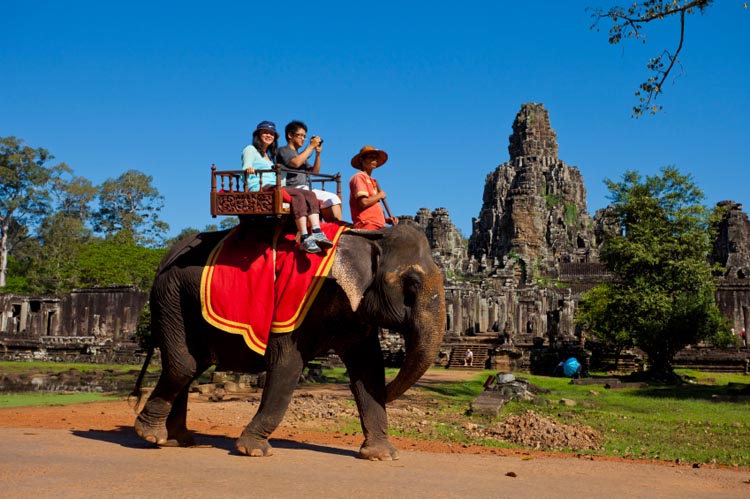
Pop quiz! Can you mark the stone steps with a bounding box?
[448,344,489,370]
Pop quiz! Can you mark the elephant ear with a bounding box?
[330,231,382,312]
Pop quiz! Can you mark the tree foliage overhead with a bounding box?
[589,0,730,117]
[576,166,730,380]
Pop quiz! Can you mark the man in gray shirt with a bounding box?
[277,120,343,221]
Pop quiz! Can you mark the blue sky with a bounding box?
[3,1,748,239]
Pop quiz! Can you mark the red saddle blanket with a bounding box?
[200,223,347,355]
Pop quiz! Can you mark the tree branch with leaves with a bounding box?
[589,0,722,117]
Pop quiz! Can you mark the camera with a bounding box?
[312,136,324,146]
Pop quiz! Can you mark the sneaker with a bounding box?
[300,238,321,254]
[310,231,334,249]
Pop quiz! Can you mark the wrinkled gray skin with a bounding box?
[133,222,446,460]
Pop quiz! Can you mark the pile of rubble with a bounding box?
[284,393,357,424]
[465,372,604,451]
[464,410,604,451]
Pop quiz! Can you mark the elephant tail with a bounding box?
[129,342,155,413]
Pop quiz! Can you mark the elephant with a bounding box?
[132,221,446,461]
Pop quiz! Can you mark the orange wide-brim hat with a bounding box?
[350,145,389,169]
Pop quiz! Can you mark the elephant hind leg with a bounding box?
[135,397,170,445]
[135,353,200,447]
[161,384,197,447]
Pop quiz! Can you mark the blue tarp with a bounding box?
[563,357,580,377]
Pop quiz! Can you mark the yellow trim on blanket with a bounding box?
[200,227,267,355]
[270,225,346,333]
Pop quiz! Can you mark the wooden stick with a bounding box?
[381,198,394,219]
[376,180,394,219]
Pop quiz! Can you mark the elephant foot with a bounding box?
[135,417,196,447]
[161,429,196,448]
[358,439,400,461]
[134,415,168,446]
[236,434,273,457]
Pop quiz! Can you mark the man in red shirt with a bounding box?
[348,145,399,229]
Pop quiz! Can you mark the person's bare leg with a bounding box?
[321,204,343,222]
[295,216,308,235]
[331,204,342,221]
[321,206,334,222]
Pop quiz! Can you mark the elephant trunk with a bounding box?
[386,287,445,403]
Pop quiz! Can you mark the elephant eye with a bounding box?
[402,271,423,308]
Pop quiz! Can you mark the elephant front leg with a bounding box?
[236,342,304,457]
[344,338,399,461]
[350,379,398,460]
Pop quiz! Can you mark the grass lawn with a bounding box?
[0,392,121,408]
[415,368,750,468]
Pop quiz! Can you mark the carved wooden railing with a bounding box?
[210,164,342,217]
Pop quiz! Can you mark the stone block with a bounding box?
[195,383,216,395]
[471,391,508,416]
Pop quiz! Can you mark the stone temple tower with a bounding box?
[468,103,598,279]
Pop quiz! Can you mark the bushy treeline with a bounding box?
[0,136,226,295]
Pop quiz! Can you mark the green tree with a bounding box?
[93,169,169,247]
[77,238,167,291]
[2,217,33,286]
[589,1,743,117]
[3,254,33,293]
[16,164,99,294]
[136,302,152,349]
[50,165,97,219]
[24,213,91,294]
[0,136,67,287]
[576,167,729,380]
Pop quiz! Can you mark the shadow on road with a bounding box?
[71,427,359,459]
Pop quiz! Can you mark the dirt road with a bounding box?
[1,369,748,498]
[1,423,748,499]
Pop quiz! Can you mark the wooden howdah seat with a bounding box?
[210,164,342,218]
